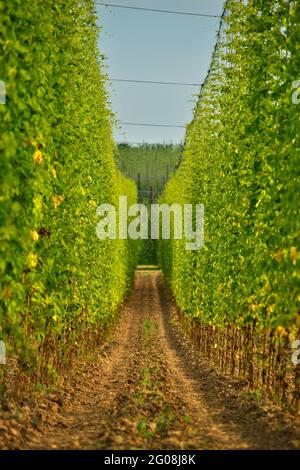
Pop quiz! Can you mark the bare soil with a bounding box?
[0,271,299,449]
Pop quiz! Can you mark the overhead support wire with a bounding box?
[119,122,186,129]
[95,3,221,19]
[116,142,182,146]
[110,78,202,87]
[97,1,228,148]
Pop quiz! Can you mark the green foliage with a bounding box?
[0,0,138,381]
[160,0,300,332]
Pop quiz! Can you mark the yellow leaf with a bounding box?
[291,246,298,265]
[276,326,287,338]
[50,166,57,178]
[52,195,64,208]
[30,230,39,241]
[33,149,43,164]
[27,253,38,269]
[274,250,283,262]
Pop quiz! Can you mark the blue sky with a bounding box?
[95,1,225,144]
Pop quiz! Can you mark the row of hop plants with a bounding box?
[0,0,138,400]
[159,0,300,413]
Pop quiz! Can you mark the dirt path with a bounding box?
[1,271,299,449]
